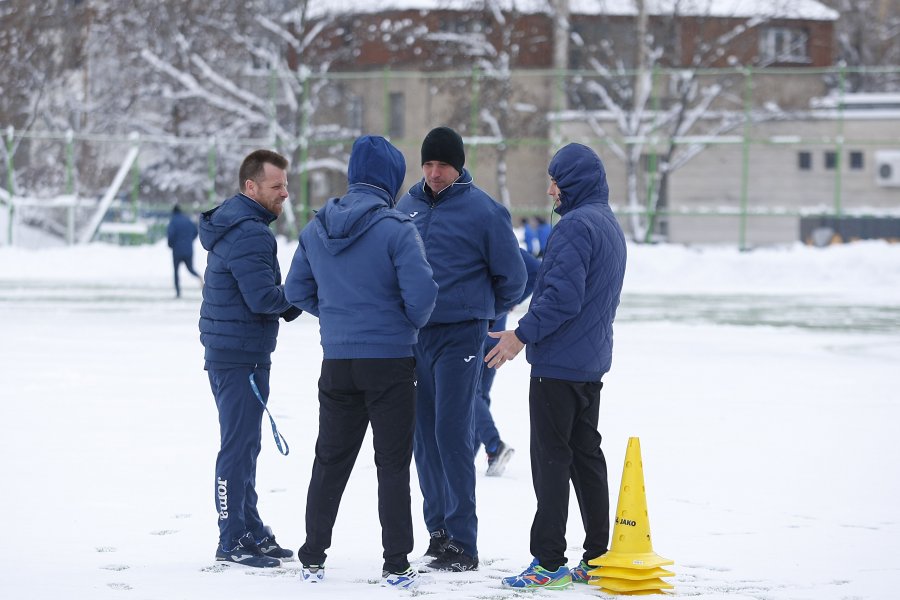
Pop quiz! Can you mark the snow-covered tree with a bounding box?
[565,0,837,242]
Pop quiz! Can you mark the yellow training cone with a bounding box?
[589,437,674,595]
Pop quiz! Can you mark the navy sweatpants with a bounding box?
[529,377,609,571]
[473,314,507,456]
[208,365,268,547]
[172,252,201,297]
[299,358,417,573]
[413,319,487,558]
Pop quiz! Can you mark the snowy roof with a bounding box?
[298,0,839,21]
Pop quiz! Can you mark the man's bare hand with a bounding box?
[484,330,525,369]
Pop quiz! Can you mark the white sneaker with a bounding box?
[300,564,324,583]
[382,566,423,589]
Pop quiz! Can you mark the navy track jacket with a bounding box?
[198,193,293,366]
[396,169,526,324]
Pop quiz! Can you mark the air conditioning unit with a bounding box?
[874,150,900,187]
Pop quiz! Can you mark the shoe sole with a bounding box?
[502,579,573,590]
[486,447,515,477]
[214,556,281,568]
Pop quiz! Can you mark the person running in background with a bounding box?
[166,204,202,298]
[486,143,626,589]
[473,247,540,476]
[284,135,437,589]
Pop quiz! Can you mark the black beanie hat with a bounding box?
[421,127,465,174]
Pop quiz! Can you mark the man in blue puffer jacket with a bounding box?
[284,135,437,588]
[396,126,527,572]
[486,143,627,589]
[200,149,301,569]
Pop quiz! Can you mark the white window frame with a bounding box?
[759,27,810,64]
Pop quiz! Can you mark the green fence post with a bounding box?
[643,65,661,244]
[468,67,481,174]
[5,126,15,246]
[299,68,311,225]
[739,67,752,251]
[207,139,217,208]
[834,66,845,217]
[383,66,391,137]
[66,129,76,244]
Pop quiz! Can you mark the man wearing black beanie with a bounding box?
[396,127,527,572]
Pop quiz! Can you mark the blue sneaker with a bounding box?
[502,559,573,589]
[570,560,592,583]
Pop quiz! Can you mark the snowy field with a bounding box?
[0,239,898,599]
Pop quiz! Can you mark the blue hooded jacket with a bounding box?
[396,168,526,324]
[285,135,438,359]
[198,193,293,366]
[515,143,627,382]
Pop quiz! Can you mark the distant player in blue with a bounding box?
[535,216,552,257]
[473,247,540,476]
[396,126,527,572]
[166,205,202,297]
[487,143,627,589]
[522,217,537,256]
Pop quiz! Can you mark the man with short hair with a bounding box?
[396,126,527,572]
[200,149,301,568]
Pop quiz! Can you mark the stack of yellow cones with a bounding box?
[588,437,674,595]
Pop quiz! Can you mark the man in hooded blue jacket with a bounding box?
[200,149,301,569]
[284,136,438,588]
[396,126,527,572]
[485,143,627,589]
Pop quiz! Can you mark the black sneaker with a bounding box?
[426,541,478,572]
[256,526,294,561]
[215,533,281,568]
[486,440,515,477]
[425,529,449,559]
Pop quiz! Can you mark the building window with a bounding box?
[759,27,810,64]
[849,151,864,170]
[824,151,838,170]
[388,92,405,139]
[347,95,363,132]
[798,151,812,171]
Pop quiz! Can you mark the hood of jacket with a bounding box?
[548,143,609,216]
[315,136,408,255]
[348,135,406,203]
[199,193,275,251]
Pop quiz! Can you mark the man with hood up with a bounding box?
[284,135,438,589]
[200,149,301,569]
[485,143,627,589]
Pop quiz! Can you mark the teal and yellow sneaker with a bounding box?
[501,558,573,590]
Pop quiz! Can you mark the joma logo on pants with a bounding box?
[217,477,228,520]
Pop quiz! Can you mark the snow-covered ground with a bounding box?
[1,239,898,599]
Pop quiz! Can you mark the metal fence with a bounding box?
[3,65,900,247]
